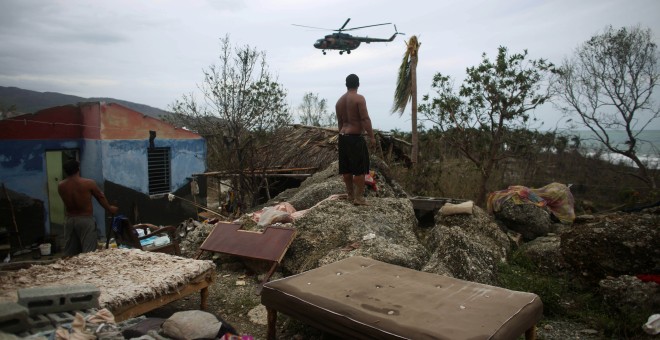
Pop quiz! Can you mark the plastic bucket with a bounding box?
[39,243,51,256]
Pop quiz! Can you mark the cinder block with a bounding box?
[27,314,52,328]
[17,284,100,315]
[0,302,30,334]
[46,311,76,325]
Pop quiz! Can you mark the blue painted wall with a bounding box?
[0,137,206,238]
[0,139,82,234]
[101,139,206,193]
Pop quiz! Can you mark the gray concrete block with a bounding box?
[17,284,100,315]
[46,311,76,325]
[0,302,30,334]
[27,314,52,328]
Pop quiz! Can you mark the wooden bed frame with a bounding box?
[110,269,214,322]
[0,249,216,321]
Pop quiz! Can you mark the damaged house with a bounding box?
[0,102,206,253]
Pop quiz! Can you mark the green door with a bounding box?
[46,150,78,226]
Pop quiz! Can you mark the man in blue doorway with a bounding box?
[58,160,118,256]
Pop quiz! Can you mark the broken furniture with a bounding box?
[0,248,215,322]
[112,218,181,256]
[197,222,296,289]
[261,256,543,340]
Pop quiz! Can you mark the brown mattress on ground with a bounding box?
[0,248,215,317]
[261,256,542,340]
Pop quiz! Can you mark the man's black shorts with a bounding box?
[338,134,369,175]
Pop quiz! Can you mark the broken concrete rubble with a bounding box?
[493,199,554,241]
[422,206,511,285]
[282,197,429,274]
[560,207,660,279]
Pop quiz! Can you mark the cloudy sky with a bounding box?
[1,0,659,131]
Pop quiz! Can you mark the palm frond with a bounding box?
[392,36,420,115]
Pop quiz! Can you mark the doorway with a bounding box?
[46,149,78,250]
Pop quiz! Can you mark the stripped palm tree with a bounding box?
[392,35,421,165]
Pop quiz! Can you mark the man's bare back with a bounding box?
[58,174,117,217]
[336,90,376,146]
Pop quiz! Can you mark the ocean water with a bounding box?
[561,130,660,168]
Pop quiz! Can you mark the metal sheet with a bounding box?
[199,222,296,263]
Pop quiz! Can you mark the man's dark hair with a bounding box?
[63,160,80,177]
[346,74,360,89]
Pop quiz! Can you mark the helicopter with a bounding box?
[293,18,403,55]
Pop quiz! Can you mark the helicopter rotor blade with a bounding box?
[338,18,351,31]
[292,23,333,31]
[342,22,392,32]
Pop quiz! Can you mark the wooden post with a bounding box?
[266,307,277,340]
[200,286,209,310]
[525,325,536,340]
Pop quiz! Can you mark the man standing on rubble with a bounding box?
[58,160,118,256]
[336,73,376,205]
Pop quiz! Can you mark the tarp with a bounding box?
[487,182,576,224]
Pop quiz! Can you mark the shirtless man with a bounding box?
[336,74,376,205]
[58,160,118,256]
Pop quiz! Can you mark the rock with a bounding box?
[560,210,660,279]
[282,197,428,274]
[599,275,660,314]
[422,206,511,285]
[161,310,222,340]
[247,305,268,325]
[574,214,595,223]
[178,221,216,258]
[492,200,552,241]
[519,235,569,274]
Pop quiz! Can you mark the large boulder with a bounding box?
[493,200,553,241]
[599,275,660,317]
[281,197,428,274]
[421,206,511,285]
[519,235,570,274]
[560,208,660,279]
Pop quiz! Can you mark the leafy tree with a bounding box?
[0,103,17,119]
[553,25,659,190]
[297,92,332,127]
[419,46,555,205]
[392,36,421,165]
[167,35,291,209]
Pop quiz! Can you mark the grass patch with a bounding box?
[496,250,652,338]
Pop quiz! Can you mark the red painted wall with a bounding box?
[0,105,83,140]
[0,102,202,141]
[100,103,201,140]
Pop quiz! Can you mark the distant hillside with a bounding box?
[0,86,170,119]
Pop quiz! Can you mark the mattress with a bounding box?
[261,256,542,340]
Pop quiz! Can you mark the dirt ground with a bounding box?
[144,262,276,339]
[140,257,607,340]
